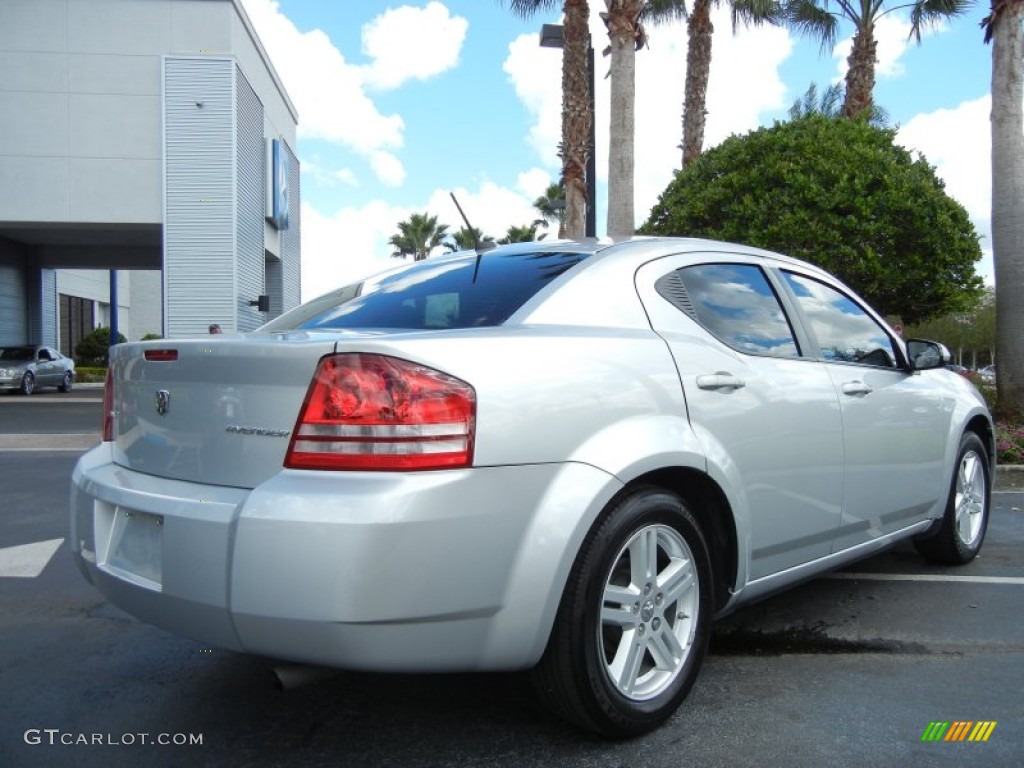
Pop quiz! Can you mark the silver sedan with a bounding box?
[69,238,993,737]
[0,345,75,395]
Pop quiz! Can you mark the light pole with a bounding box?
[539,23,596,239]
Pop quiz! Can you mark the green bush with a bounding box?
[75,327,127,366]
[140,333,162,341]
[641,115,984,325]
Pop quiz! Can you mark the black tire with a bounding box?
[531,486,713,738]
[58,370,73,392]
[914,432,990,565]
[20,372,35,396]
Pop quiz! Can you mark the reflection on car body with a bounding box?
[69,237,994,737]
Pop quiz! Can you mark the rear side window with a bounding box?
[658,263,800,358]
[264,251,589,331]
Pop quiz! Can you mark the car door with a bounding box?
[35,348,58,386]
[636,256,845,580]
[777,270,950,551]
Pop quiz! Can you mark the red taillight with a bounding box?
[285,353,476,471]
[102,367,115,442]
[144,349,178,361]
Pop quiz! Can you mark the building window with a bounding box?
[60,294,94,359]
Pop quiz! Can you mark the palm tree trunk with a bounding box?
[682,0,713,168]
[842,26,877,119]
[561,0,591,239]
[990,0,1024,412]
[604,0,641,237]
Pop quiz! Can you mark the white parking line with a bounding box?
[0,538,64,578]
[0,434,100,451]
[827,572,1024,585]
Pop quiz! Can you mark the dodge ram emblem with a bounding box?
[155,389,171,416]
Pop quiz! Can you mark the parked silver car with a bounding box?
[70,238,994,736]
[0,345,75,395]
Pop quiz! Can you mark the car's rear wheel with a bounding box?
[532,487,712,738]
[914,432,990,565]
[58,371,73,392]
[20,372,34,396]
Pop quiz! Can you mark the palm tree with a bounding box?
[444,226,495,252]
[785,0,972,120]
[983,0,1024,412]
[498,222,549,243]
[789,80,842,119]
[389,213,450,261]
[601,1,647,237]
[534,182,567,237]
[645,0,781,168]
[788,80,889,125]
[507,1,592,238]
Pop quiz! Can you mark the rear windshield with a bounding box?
[263,250,590,331]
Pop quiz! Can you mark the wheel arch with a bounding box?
[621,467,738,615]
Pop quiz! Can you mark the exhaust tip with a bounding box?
[272,663,340,691]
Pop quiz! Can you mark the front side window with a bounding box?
[782,271,898,368]
[658,263,800,358]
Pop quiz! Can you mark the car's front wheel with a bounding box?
[58,371,73,392]
[19,371,35,396]
[532,487,712,738]
[914,432,990,565]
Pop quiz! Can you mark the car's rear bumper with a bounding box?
[70,443,620,671]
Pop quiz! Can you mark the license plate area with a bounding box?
[95,501,163,591]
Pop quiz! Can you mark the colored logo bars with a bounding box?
[921,721,997,742]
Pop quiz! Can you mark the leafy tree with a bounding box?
[444,226,496,252]
[641,115,984,324]
[499,222,549,243]
[904,290,996,369]
[507,1,592,238]
[75,327,127,366]
[534,182,567,237]
[784,0,973,119]
[389,212,450,261]
[983,0,1024,412]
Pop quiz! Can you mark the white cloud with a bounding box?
[504,31,563,164]
[361,2,469,90]
[369,151,407,187]
[303,160,359,188]
[300,200,409,300]
[241,0,403,154]
[516,168,554,200]
[503,7,793,229]
[300,175,555,299]
[897,96,993,282]
[833,13,948,82]
[428,180,549,241]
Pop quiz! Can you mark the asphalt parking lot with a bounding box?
[1,388,1021,767]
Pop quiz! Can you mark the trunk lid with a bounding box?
[109,333,349,488]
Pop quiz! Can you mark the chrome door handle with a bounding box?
[696,373,746,390]
[841,381,873,396]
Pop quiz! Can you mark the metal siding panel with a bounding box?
[235,65,264,332]
[39,268,57,347]
[0,257,28,345]
[281,139,300,308]
[163,57,235,337]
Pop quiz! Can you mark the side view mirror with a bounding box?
[906,338,951,371]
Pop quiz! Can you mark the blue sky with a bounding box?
[238,0,995,299]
